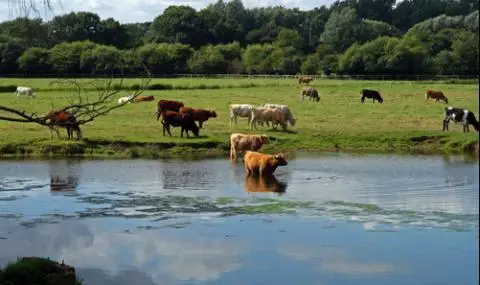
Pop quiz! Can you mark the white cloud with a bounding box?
[0,219,246,284]
[278,245,401,277]
[0,0,337,24]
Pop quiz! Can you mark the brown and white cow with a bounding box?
[179,107,217,128]
[300,87,320,102]
[230,133,269,160]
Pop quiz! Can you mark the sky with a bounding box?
[0,0,337,24]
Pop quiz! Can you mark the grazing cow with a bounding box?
[156,99,185,121]
[300,87,320,102]
[161,111,199,138]
[244,174,287,194]
[230,133,269,160]
[229,104,256,126]
[179,107,217,128]
[297,75,314,85]
[244,151,288,176]
[360,89,383,103]
[43,110,82,140]
[134,95,155,103]
[443,107,480,133]
[251,106,288,130]
[118,94,135,104]
[15,86,36,98]
[425,90,448,104]
[262,104,296,127]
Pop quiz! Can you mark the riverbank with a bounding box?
[0,78,478,159]
[0,132,478,159]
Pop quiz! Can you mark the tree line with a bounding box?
[0,0,478,76]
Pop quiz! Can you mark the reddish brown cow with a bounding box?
[134,95,154,103]
[161,110,199,138]
[179,106,217,128]
[43,110,82,140]
[425,90,448,104]
[156,99,185,121]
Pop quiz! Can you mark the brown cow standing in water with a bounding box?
[44,110,82,140]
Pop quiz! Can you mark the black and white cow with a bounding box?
[443,107,480,133]
[360,89,383,103]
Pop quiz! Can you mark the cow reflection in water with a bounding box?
[49,161,79,193]
[244,175,287,195]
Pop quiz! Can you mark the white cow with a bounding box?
[15,86,36,98]
[118,94,135,104]
[229,104,257,125]
[261,104,296,127]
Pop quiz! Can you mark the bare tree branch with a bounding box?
[0,66,152,137]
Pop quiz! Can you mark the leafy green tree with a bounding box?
[320,7,363,52]
[0,39,25,74]
[80,45,123,73]
[48,41,97,73]
[17,47,51,74]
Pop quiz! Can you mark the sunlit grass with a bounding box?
[0,77,478,157]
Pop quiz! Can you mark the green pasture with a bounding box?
[0,77,478,157]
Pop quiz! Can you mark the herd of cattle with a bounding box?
[10,82,480,177]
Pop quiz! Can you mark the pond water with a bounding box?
[0,152,478,285]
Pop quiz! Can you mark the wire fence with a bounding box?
[0,73,479,81]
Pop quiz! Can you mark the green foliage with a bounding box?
[17,47,51,74]
[0,2,478,76]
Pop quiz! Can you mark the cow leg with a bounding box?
[199,121,203,129]
[180,127,184,138]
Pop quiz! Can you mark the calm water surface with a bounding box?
[0,152,478,285]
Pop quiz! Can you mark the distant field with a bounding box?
[0,77,478,157]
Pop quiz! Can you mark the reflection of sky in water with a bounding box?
[0,154,478,284]
[0,216,477,285]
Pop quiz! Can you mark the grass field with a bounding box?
[0,77,478,158]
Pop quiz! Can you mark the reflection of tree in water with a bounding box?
[49,160,80,193]
[244,175,288,195]
[161,164,213,190]
[441,154,479,188]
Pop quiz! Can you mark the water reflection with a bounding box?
[49,161,79,193]
[244,175,287,195]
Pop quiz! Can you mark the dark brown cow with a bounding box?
[134,95,155,103]
[156,99,185,121]
[425,90,448,104]
[179,106,217,128]
[161,111,199,138]
[43,110,82,140]
[360,89,384,103]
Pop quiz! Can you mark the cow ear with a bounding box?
[444,107,448,112]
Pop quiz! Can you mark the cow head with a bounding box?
[378,96,384,103]
[273,154,288,166]
[209,110,217,118]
